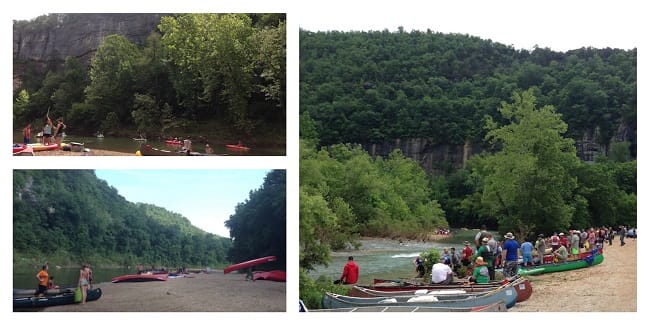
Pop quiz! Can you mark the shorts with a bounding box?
[80,279,89,286]
[37,285,47,295]
[522,254,532,265]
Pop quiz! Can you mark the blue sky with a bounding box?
[94,169,272,238]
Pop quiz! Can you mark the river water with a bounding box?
[307,238,468,285]
[13,132,285,156]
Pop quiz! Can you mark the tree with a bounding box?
[470,89,581,239]
[85,34,141,126]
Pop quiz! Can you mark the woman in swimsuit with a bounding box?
[78,264,90,304]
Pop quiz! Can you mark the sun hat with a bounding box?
[475,256,487,265]
[504,232,514,239]
[482,237,489,243]
[464,241,470,245]
[559,232,565,236]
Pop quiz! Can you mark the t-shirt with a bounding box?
[520,242,533,256]
[554,245,568,261]
[475,245,494,267]
[37,270,49,286]
[503,239,520,261]
[431,263,452,283]
[472,265,489,284]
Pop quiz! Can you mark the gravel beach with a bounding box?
[41,272,286,312]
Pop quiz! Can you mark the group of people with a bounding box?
[22,116,66,147]
[35,262,93,304]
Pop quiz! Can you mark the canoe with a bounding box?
[165,139,182,145]
[252,270,286,282]
[224,256,277,274]
[310,299,507,312]
[111,273,168,283]
[139,143,190,156]
[518,251,604,276]
[13,287,74,298]
[27,143,59,151]
[225,144,250,152]
[13,287,102,308]
[322,281,518,309]
[366,277,532,303]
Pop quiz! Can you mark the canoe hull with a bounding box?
[312,299,507,312]
[223,256,277,274]
[252,270,286,282]
[111,273,168,283]
[322,282,518,309]
[13,288,102,308]
[518,253,604,276]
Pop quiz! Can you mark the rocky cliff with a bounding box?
[13,13,167,89]
[363,123,636,175]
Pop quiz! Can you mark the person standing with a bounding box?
[520,239,534,267]
[550,232,560,252]
[449,247,461,275]
[78,264,91,304]
[475,237,495,280]
[414,255,425,277]
[535,234,547,265]
[35,264,49,297]
[338,256,359,285]
[475,225,488,250]
[43,117,53,145]
[501,232,520,278]
[53,117,66,148]
[619,226,627,246]
[431,258,454,284]
[23,123,31,144]
[570,230,581,258]
[461,241,473,267]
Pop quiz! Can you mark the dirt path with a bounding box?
[510,238,636,312]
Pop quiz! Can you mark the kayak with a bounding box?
[13,143,27,153]
[27,143,59,151]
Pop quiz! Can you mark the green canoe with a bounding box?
[518,253,604,276]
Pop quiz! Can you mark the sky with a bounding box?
[94,169,272,238]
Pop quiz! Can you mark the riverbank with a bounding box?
[40,272,285,312]
[510,238,636,312]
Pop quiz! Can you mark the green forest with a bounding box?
[13,169,286,271]
[298,29,636,299]
[13,14,286,144]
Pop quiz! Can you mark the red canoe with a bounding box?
[223,256,277,274]
[111,273,168,283]
[252,270,286,282]
[165,139,182,145]
[225,144,250,152]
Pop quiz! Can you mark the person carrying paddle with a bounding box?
[336,256,359,285]
[43,116,53,145]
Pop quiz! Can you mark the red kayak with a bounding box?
[13,143,27,153]
[225,144,250,152]
[224,256,277,274]
[252,270,286,282]
[111,273,168,283]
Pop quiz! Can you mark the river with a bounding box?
[13,132,285,156]
[307,237,469,285]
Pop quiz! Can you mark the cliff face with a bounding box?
[363,123,636,174]
[13,13,167,89]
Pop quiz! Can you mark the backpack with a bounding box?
[487,239,498,256]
